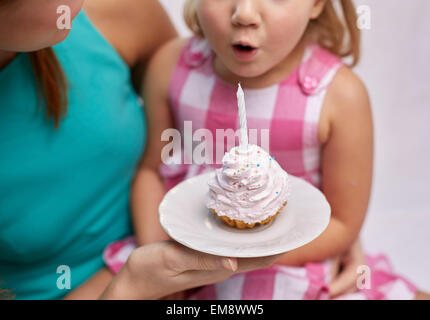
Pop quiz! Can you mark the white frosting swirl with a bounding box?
[206,144,290,224]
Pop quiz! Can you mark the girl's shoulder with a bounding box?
[326,65,370,120]
[294,43,371,145]
[330,66,369,103]
[153,36,213,73]
[297,44,344,95]
[149,37,190,69]
[300,42,369,109]
[145,36,212,100]
[144,37,190,97]
[149,36,209,69]
[318,64,372,145]
[301,43,368,107]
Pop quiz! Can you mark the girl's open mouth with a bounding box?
[232,43,259,61]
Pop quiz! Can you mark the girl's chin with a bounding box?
[228,66,270,80]
[215,56,271,81]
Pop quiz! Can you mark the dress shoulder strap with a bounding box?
[179,36,213,68]
[298,44,344,95]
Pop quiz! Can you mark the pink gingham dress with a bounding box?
[103,37,417,300]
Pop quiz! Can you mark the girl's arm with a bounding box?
[276,67,374,266]
[131,39,189,246]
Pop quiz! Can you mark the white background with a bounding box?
[159,0,430,292]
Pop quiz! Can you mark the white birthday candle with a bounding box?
[236,83,248,150]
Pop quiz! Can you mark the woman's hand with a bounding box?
[100,240,281,300]
[329,238,366,298]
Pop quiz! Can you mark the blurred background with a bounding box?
[159,0,430,291]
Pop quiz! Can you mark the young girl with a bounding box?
[104,0,428,299]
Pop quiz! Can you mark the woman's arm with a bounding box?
[276,67,374,266]
[64,241,283,300]
[63,268,114,300]
[131,38,189,245]
[84,0,177,68]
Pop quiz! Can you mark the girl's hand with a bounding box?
[100,240,281,300]
[329,238,366,298]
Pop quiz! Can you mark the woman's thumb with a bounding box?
[174,245,238,272]
[196,255,237,272]
[219,257,238,271]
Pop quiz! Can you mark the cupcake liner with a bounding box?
[211,201,287,230]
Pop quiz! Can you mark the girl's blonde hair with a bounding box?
[184,0,360,66]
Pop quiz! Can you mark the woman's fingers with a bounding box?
[236,253,283,273]
[163,241,238,274]
[178,253,284,289]
[121,242,237,299]
[163,241,281,276]
[178,253,282,291]
[177,269,235,289]
[120,241,284,300]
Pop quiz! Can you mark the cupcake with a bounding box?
[206,144,290,229]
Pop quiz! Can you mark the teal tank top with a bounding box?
[0,11,146,299]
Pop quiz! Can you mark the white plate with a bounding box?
[159,171,330,258]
